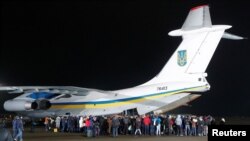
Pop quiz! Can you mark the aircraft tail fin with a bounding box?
[141,5,243,86]
[182,5,212,30]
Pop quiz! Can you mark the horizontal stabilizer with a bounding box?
[222,32,246,40]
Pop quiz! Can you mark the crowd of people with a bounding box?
[0,113,227,140]
[42,113,224,138]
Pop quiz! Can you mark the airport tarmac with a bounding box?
[21,128,207,141]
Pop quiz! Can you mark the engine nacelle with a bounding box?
[4,100,38,111]
[4,99,51,111]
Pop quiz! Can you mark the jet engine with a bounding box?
[4,100,38,111]
[35,99,51,110]
[4,99,51,111]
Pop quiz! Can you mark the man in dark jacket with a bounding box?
[112,116,120,137]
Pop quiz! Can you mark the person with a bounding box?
[85,116,92,137]
[55,116,61,131]
[175,115,182,136]
[14,116,24,141]
[155,116,161,136]
[123,116,129,135]
[143,115,150,135]
[134,116,142,135]
[44,116,50,132]
[79,116,84,132]
[112,115,120,137]
[197,116,204,136]
[168,115,175,135]
[184,116,191,136]
[191,117,197,136]
[93,117,100,137]
[12,116,18,139]
[107,117,112,135]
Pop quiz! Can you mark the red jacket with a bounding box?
[85,119,90,127]
[143,116,151,126]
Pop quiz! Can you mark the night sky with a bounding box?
[0,0,250,116]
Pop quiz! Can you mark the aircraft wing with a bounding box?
[1,86,113,112]
[0,86,111,97]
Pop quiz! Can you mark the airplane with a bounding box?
[0,5,244,118]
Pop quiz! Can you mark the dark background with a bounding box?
[0,0,249,116]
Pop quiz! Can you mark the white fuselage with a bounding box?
[16,80,208,117]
